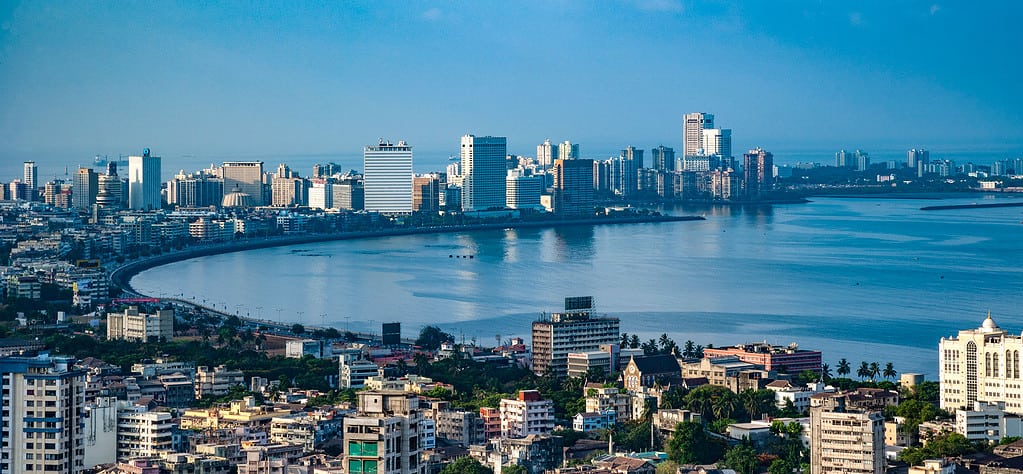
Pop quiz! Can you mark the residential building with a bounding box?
[622,354,682,392]
[567,344,623,379]
[742,147,774,199]
[343,390,427,474]
[364,140,414,214]
[531,297,619,378]
[23,161,37,198]
[340,353,379,389]
[552,158,594,217]
[116,406,174,461]
[269,411,345,451]
[537,138,558,169]
[73,167,99,210]
[432,408,484,447]
[559,140,580,160]
[810,393,885,474]
[584,385,630,421]
[573,410,616,432]
[96,162,125,209]
[236,443,305,474]
[128,149,162,210]
[106,306,174,342]
[270,169,305,207]
[500,390,555,438]
[460,135,507,212]
[0,353,87,474]
[166,171,223,208]
[703,342,822,374]
[682,112,714,157]
[221,161,265,206]
[480,406,502,441]
[701,128,732,159]
[194,365,245,399]
[469,434,563,474]
[908,148,930,169]
[285,339,324,359]
[650,145,676,172]
[179,396,292,431]
[956,401,1023,444]
[940,314,1023,414]
[682,356,758,390]
[83,396,118,467]
[766,381,834,413]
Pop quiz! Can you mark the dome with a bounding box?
[222,186,254,208]
[980,312,1000,332]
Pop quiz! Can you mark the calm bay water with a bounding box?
[131,196,1023,378]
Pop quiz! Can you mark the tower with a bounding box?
[460,135,507,212]
[23,161,37,199]
[558,140,579,160]
[536,139,558,169]
[72,167,98,210]
[682,112,714,157]
[743,147,774,199]
[364,139,414,214]
[221,161,265,207]
[552,159,594,217]
[128,148,162,210]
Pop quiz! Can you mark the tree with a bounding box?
[291,323,305,335]
[629,334,641,349]
[869,361,881,381]
[712,391,739,420]
[668,422,707,464]
[722,445,758,474]
[621,333,631,348]
[439,456,493,474]
[683,340,697,358]
[857,361,871,380]
[416,325,454,351]
[821,363,832,380]
[883,362,897,380]
[836,358,851,377]
[769,458,794,474]
[502,466,526,474]
[657,461,681,474]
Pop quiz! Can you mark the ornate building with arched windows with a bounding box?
[940,314,1023,413]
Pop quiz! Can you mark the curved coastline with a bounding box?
[112,214,705,296]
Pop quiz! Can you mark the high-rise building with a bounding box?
[460,135,507,212]
[506,170,543,210]
[701,128,732,159]
[364,140,414,215]
[333,177,365,211]
[908,148,930,169]
[413,174,441,212]
[221,162,265,207]
[344,390,427,474]
[536,139,558,169]
[742,147,774,199]
[650,146,676,172]
[500,390,554,438]
[940,314,1023,415]
[552,158,594,217]
[166,171,223,208]
[0,353,87,474]
[72,167,98,210]
[532,297,619,378]
[128,148,162,210]
[558,140,579,160]
[116,406,175,461]
[308,180,333,210]
[96,162,125,209]
[23,161,37,199]
[810,393,885,474]
[682,112,714,157]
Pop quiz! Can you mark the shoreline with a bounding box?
[111,214,705,295]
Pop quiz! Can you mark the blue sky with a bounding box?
[1,0,1021,168]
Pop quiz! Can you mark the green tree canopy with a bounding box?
[416,325,454,350]
[439,456,493,474]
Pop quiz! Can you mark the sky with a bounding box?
[2,0,1022,175]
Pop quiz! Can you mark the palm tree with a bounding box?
[869,362,881,381]
[883,362,896,380]
[821,363,832,381]
[684,340,696,358]
[713,392,739,420]
[659,333,672,353]
[857,361,871,380]
[741,390,767,420]
[686,390,714,419]
[837,358,851,377]
[621,333,631,348]
[629,334,641,349]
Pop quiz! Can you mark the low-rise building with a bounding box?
[703,342,822,374]
[269,410,345,451]
[107,306,174,342]
[622,354,682,392]
[195,364,246,399]
[573,410,616,432]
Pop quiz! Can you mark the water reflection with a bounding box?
[552,225,595,262]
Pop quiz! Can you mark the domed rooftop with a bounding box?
[222,186,254,208]
[980,311,1000,333]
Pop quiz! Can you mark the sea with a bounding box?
[130,195,1023,379]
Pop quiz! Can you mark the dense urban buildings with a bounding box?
[364,140,414,215]
[460,134,507,212]
[343,390,427,474]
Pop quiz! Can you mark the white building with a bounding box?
[83,396,119,468]
[767,381,835,413]
[955,401,1023,444]
[195,365,246,399]
[701,128,732,158]
[116,406,175,461]
[23,160,37,193]
[500,390,554,438]
[682,112,714,157]
[285,339,324,359]
[128,149,162,210]
[810,394,885,474]
[364,140,413,214]
[307,181,333,210]
[531,298,620,378]
[505,170,543,210]
[536,138,558,169]
[340,353,380,389]
[343,390,427,474]
[0,353,87,474]
[106,306,174,342]
[460,135,507,212]
[940,314,1023,414]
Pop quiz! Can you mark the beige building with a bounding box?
[500,390,554,438]
[179,396,292,431]
[940,314,1023,414]
[106,306,174,342]
[343,390,427,474]
[195,365,246,399]
[810,393,885,474]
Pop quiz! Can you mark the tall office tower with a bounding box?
[460,135,507,212]
[810,394,885,474]
[96,162,123,209]
[650,145,676,172]
[537,138,559,169]
[413,174,441,212]
[701,128,732,159]
[344,390,427,474]
[558,140,580,160]
[506,169,543,210]
[907,148,929,169]
[552,158,595,217]
[128,148,162,210]
[0,353,87,474]
[363,140,414,214]
[620,146,644,169]
[333,177,365,211]
[742,147,774,199]
[940,314,1023,414]
[23,161,37,199]
[166,172,224,208]
[683,112,714,157]
[221,161,265,206]
[532,297,619,378]
[593,159,613,193]
[72,167,98,210]
[271,175,305,207]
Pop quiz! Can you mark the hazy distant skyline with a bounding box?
[2,1,1022,166]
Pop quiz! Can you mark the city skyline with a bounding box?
[1,2,1022,170]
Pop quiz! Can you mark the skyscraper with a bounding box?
[552,158,595,217]
[683,112,714,157]
[460,135,507,212]
[221,162,265,207]
[536,138,558,169]
[364,139,414,214]
[650,145,676,172]
[907,148,929,169]
[743,147,774,199]
[0,353,87,474]
[72,167,98,210]
[701,128,732,159]
[23,161,37,199]
[558,140,579,160]
[128,148,162,210]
